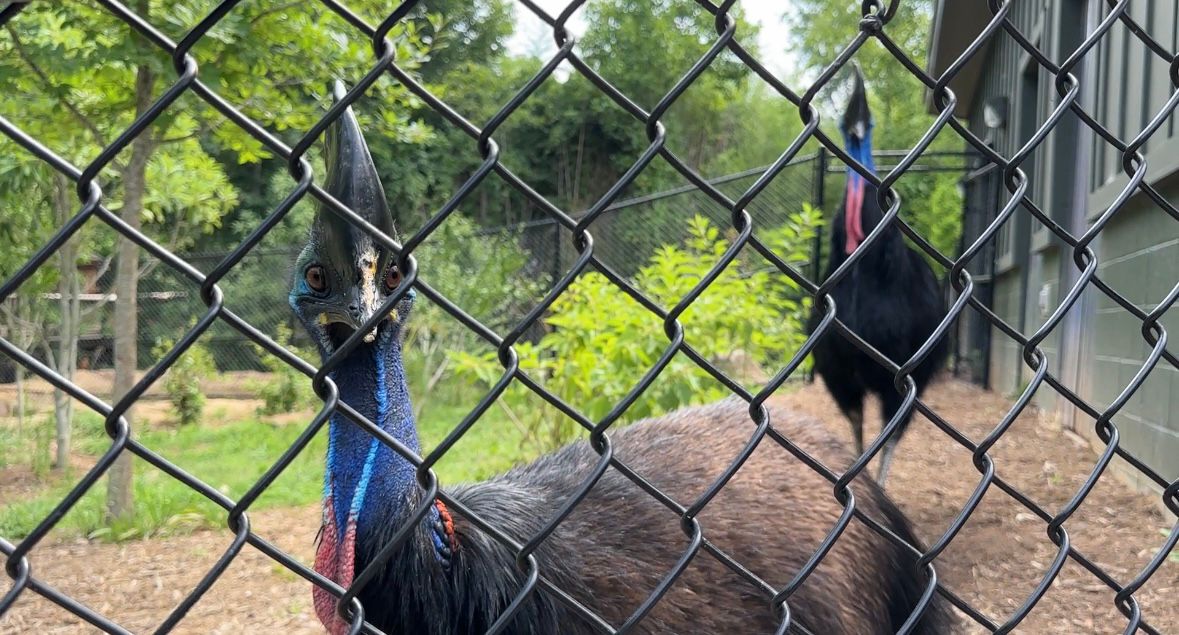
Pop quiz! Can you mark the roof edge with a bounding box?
[925,0,993,118]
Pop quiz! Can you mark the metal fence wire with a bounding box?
[0,1,1177,634]
[0,149,964,383]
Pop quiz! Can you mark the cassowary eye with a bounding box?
[384,266,401,292]
[305,264,327,293]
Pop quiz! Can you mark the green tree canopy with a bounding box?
[0,0,434,517]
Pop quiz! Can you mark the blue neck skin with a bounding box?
[840,122,876,181]
[324,329,422,539]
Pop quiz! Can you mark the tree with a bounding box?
[579,0,762,173]
[500,0,780,216]
[0,0,431,520]
[411,0,515,82]
[0,161,58,441]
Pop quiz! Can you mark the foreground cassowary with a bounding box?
[807,67,950,486]
[293,80,953,635]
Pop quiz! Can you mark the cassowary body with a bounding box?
[807,68,950,485]
[294,81,953,635]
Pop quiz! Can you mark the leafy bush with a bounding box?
[151,338,216,426]
[405,216,548,419]
[450,209,823,450]
[253,322,318,415]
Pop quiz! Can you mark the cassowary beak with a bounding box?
[319,78,397,243]
[302,80,400,350]
[315,286,381,345]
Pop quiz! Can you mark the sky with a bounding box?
[505,0,794,76]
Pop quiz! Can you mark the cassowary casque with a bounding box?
[291,80,954,635]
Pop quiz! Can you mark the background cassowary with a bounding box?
[293,81,954,635]
[807,67,950,486]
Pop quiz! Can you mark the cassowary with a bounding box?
[807,67,950,486]
[293,81,954,635]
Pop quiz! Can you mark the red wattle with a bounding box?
[844,179,866,255]
[313,497,357,635]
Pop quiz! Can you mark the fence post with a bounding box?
[805,149,828,384]
[810,148,827,283]
[551,221,561,292]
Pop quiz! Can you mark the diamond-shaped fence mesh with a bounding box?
[0,0,1177,633]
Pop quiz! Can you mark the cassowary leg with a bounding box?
[876,390,907,487]
[848,408,864,457]
[818,375,865,457]
[876,436,898,486]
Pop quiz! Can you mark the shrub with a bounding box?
[151,337,216,426]
[404,216,548,419]
[450,209,824,450]
[254,322,317,415]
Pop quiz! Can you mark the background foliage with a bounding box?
[450,209,823,449]
[0,0,963,536]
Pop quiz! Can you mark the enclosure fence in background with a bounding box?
[0,1,1176,634]
[0,149,967,392]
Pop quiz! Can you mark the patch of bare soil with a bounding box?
[0,505,324,635]
[0,370,271,407]
[776,379,1178,634]
[1,380,1175,633]
[0,454,94,506]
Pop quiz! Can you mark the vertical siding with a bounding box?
[1124,1,1149,143]
[989,270,1026,394]
[956,0,1179,488]
[1145,0,1177,149]
[966,0,1058,396]
[1172,1,1179,139]
[1090,31,1105,191]
[1078,3,1179,489]
[1101,22,1123,184]
[1089,0,1179,195]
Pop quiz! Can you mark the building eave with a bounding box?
[926,0,995,118]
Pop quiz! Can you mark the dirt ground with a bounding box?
[0,369,301,432]
[782,380,1179,634]
[0,370,269,415]
[2,379,1176,634]
[0,370,271,400]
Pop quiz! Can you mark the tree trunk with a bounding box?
[52,172,79,470]
[106,62,155,522]
[6,297,33,436]
[15,359,25,435]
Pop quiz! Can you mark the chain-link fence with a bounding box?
[1,148,966,394]
[0,0,1177,633]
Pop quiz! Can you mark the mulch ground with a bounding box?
[2,379,1176,634]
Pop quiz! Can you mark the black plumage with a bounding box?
[353,400,955,635]
[807,66,950,485]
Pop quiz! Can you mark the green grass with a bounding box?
[0,413,330,540]
[0,380,537,542]
[418,400,535,483]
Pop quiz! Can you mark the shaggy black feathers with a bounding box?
[807,178,950,482]
[350,399,955,634]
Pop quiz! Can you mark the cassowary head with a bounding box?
[289,81,427,635]
[289,80,412,356]
[839,63,878,255]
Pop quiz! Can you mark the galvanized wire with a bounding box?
[0,0,1176,634]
